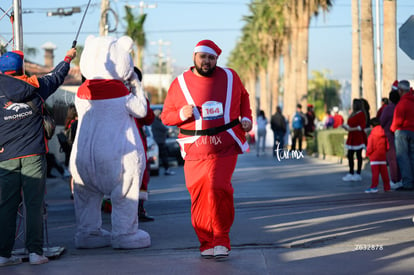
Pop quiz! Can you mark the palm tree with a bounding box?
[282,1,297,121]
[360,0,377,116]
[124,5,147,69]
[382,0,397,97]
[230,0,332,121]
[351,0,361,100]
[228,24,259,121]
[265,0,285,117]
[282,0,332,119]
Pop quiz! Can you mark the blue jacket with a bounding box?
[0,60,70,161]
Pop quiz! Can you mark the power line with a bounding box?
[2,21,409,36]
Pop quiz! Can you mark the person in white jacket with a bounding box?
[256,110,268,156]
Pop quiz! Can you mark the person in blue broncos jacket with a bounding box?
[0,47,76,267]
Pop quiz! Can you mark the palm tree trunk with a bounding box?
[297,3,310,108]
[271,55,281,113]
[246,72,257,122]
[360,0,377,116]
[382,0,397,97]
[352,0,361,101]
[136,44,144,69]
[283,41,296,123]
[267,55,275,116]
[259,67,268,116]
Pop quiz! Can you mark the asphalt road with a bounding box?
[4,148,414,275]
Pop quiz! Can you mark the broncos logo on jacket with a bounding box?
[4,102,30,112]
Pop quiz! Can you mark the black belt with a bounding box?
[180,119,240,136]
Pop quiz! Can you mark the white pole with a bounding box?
[13,0,23,51]
[375,0,382,109]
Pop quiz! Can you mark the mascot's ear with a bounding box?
[117,36,134,53]
[84,35,96,45]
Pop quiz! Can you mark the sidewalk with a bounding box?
[4,149,414,274]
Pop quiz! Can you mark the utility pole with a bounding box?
[151,39,170,102]
[99,0,110,36]
[375,0,382,109]
[13,0,23,51]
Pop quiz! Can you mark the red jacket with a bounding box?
[390,92,414,132]
[161,66,252,160]
[366,125,388,162]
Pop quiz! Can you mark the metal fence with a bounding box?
[0,0,23,52]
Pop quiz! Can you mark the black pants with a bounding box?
[158,143,169,170]
[291,128,303,151]
[46,153,64,176]
[347,149,363,174]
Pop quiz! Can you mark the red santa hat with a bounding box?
[194,40,222,57]
[391,80,399,91]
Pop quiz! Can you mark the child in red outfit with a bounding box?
[365,118,390,193]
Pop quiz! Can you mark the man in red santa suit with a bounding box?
[161,40,252,260]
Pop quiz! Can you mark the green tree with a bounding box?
[70,45,83,67]
[23,47,38,58]
[0,45,7,55]
[124,5,147,69]
[308,70,341,119]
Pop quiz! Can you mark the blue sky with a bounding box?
[1,0,414,81]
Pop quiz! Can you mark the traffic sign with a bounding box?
[399,15,414,60]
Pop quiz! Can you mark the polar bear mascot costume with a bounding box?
[70,35,150,249]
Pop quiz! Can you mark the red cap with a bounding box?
[12,50,24,60]
[391,80,399,90]
[194,40,222,57]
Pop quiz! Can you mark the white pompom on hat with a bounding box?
[194,40,222,57]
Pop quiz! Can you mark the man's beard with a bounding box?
[194,62,216,77]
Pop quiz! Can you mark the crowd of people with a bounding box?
[340,80,414,194]
[252,79,413,195]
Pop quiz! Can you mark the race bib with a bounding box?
[201,101,223,120]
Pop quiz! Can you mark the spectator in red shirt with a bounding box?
[332,106,344,128]
[390,80,414,190]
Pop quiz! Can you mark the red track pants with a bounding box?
[184,154,237,252]
[370,164,390,191]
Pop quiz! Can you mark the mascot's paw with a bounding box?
[112,229,151,249]
[75,229,112,249]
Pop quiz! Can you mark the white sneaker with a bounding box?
[164,169,176,176]
[214,245,229,259]
[29,253,48,265]
[63,168,71,177]
[0,255,22,267]
[200,248,214,259]
[364,188,378,193]
[352,174,362,181]
[390,181,403,190]
[342,173,354,181]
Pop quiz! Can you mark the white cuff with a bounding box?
[241,117,252,124]
[179,107,187,121]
